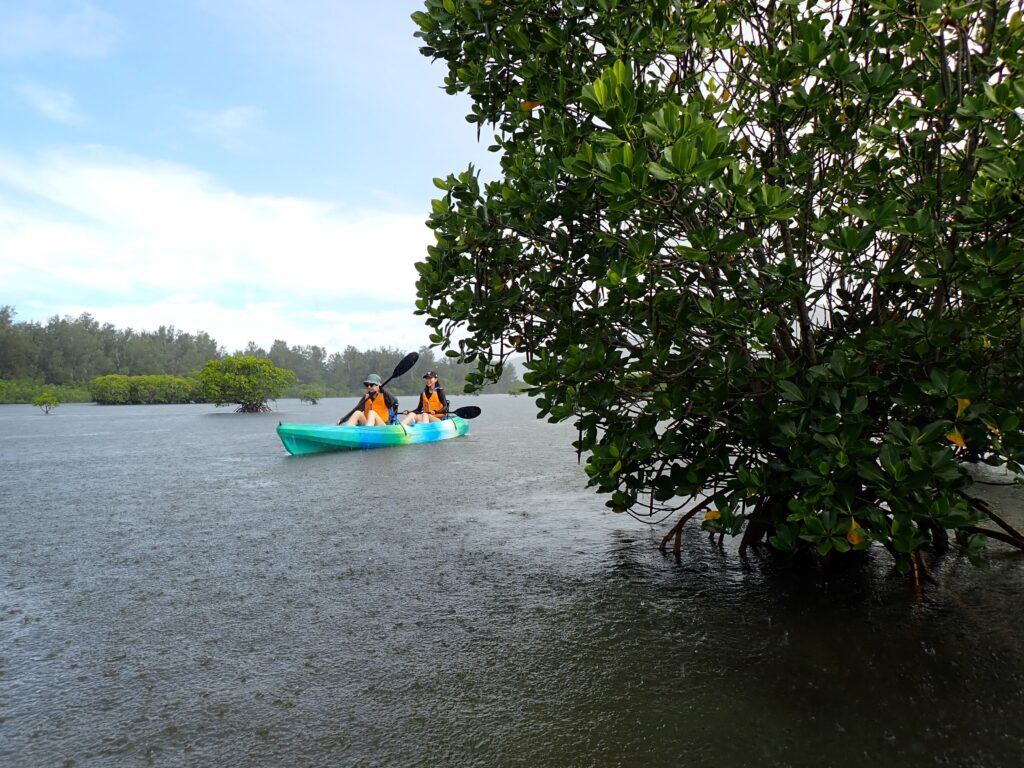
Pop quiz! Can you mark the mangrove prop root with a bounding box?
[921,519,949,553]
[967,497,1024,544]
[660,509,695,554]
[912,550,937,588]
[966,525,1024,551]
[659,497,715,554]
[738,519,771,557]
[910,554,922,596]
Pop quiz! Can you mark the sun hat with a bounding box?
[363,373,382,385]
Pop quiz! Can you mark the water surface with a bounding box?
[2,395,1023,766]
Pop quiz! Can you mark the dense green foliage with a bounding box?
[263,343,521,396]
[32,392,59,414]
[414,0,1024,574]
[198,356,297,413]
[90,374,200,405]
[0,306,220,383]
[0,379,91,403]
[0,305,522,401]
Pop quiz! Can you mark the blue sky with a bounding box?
[0,0,498,353]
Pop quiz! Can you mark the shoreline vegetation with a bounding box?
[0,305,522,405]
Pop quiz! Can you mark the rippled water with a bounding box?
[2,395,1023,767]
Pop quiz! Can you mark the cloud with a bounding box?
[0,147,438,352]
[0,2,118,59]
[186,106,265,152]
[15,82,85,125]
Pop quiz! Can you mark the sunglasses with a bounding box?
[365,383,379,388]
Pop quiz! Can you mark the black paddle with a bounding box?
[399,405,482,420]
[337,352,419,425]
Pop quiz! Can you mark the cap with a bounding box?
[363,373,382,385]
[423,371,438,379]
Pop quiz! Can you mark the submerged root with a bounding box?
[738,519,771,557]
[658,497,715,560]
[920,519,949,553]
[235,402,273,413]
[910,550,937,594]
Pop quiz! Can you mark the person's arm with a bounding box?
[437,387,449,413]
[414,390,425,414]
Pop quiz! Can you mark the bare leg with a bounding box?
[342,411,369,426]
[365,411,387,426]
[400,412,416,426]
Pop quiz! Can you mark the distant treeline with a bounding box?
[1,306,220,383]
[0,379,92,404]
[0,305,521,403]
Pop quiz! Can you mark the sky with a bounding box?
[0,0,500,354]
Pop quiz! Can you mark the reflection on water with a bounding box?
[1,395,1022,767]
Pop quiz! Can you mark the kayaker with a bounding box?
[400,371,449,425]
[337,373,399,426]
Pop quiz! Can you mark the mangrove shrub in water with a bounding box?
[412,0,1024,575]
[90,374,199,404]
[198,356,296,413]
[298,386,323,405]
[33,392,59,414]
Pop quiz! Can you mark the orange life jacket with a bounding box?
[363,392,390,422]
[420,388,445,417]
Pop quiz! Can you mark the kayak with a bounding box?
[276,416,469,455]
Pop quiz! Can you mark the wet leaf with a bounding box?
[846,519,863,545]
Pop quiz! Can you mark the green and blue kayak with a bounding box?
[277,416,469,455]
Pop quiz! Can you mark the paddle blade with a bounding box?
[382,351,419,386]
[453,405,481,419]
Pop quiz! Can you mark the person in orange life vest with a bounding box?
[400,371,449,426]
[337,373,399,426]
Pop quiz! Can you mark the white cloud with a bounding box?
[186,106,265,151]
[15,82,85,124]
[0,147,438,353]
[0,2,118,59]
